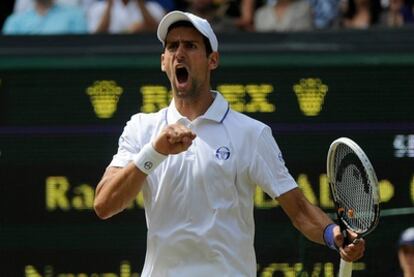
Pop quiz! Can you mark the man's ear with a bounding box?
[208,52,219,71]
[161,53,166,72]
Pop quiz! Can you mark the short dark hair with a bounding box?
[166,21,213,56]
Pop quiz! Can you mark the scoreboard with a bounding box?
[0,31,413,277]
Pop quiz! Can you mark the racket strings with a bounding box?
[334,144,376,233]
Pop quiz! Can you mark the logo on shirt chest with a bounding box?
[215,146,231,160]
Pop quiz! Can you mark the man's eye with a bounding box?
[167,44,178,51]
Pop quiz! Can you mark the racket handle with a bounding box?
[338,259,353,277]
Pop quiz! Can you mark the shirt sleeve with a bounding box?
[248,126,297,199]
[109,117,141,168]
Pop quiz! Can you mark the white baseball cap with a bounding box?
[157,11,218,52]
[399,227,414,246]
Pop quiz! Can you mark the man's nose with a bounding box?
[175,44,185,61]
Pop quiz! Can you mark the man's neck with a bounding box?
[174,90,214,121]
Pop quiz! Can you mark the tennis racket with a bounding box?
[327,137,380,277]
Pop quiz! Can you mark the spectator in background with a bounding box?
[308,0,341,28]
[340,0,382,29]
[222,0,257,31]
[184,0,256,32]
[185,0,219,22]
[13,0,96,14]
[87,0,165,34]
[185,0,236,32]
[380,0,414,27]
[2,0,87,34]
[254,0,313,32]
[397,227,414,277]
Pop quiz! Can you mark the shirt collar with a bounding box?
[166,91,230,124]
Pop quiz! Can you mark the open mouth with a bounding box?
[176,67,189,84]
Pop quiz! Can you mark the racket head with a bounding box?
[327,137,380,236]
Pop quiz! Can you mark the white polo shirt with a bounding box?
[110,91,297,277]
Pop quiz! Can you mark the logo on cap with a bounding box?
[216,146,230,160]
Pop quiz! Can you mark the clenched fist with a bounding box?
[153,123,196,155]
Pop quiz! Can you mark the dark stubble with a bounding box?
[174,76,201,100]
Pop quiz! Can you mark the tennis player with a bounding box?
[93,10,365,276]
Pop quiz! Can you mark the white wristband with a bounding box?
[133,143,167,175]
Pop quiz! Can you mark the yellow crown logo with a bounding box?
[86,80,123,119]
[293,78,328,116]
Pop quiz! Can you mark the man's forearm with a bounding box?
[94,163,147,219]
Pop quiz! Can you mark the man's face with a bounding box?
[161,26,218,99]
[399,245,414,274]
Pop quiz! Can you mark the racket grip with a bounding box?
[338,259,353,277]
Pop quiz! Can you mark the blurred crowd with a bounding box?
[1,0,413,35]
